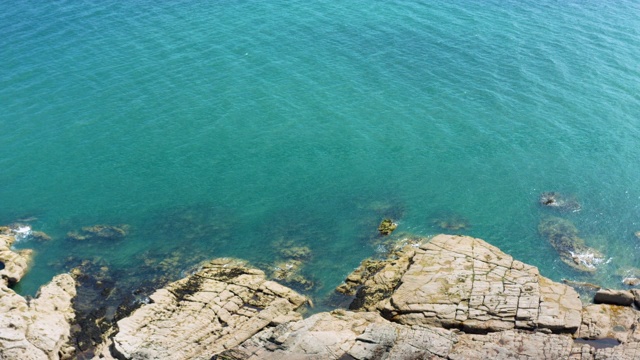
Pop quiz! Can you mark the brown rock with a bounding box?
[378,218,397,236]
[594,289,635,306]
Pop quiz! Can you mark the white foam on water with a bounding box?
[12,225,32,242]
[569,250,609,270]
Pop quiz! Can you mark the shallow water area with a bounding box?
[1,1,640,310]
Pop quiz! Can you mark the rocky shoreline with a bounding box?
[2,228,640,359]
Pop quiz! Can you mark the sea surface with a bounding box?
[2,1,640,307]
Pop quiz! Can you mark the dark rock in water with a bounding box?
[538,216,605,273]
[594,289,635,306]
[378,218,397,236]
[622,277,640,287]
[30,231,52,242]
[539,192,581,212]
[67,224,129,241]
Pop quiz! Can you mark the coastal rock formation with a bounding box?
[577,304,639,344]
[110,258,308,360]
[0,232,33,286]
[538,216,606,273]
[0,274,76,360]
[219,309,456,359]
[594,289,635,307]
[346,234,583,334]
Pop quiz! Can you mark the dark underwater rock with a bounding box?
[429,212,471,232]
[67,224,129,241]
[538,217,605,273]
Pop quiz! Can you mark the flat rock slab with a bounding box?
[112,258,308,360]
[381,235,582,333]
[219,310,456,360]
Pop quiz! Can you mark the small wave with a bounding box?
[12,225,32,242]
[569,250,608,270]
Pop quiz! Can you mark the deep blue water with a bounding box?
[1,1,640,303]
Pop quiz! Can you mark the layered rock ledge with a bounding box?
[108,258,308,360]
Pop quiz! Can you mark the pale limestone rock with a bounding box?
[379,235,582,333]
[0,274,76,360]
[219,310,456,359]
[577,304,639,344]
[111,258,308,360]
[0,233,33,286]
[448,330,580,360]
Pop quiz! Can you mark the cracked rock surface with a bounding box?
[0,274,76,360]
[218,309,457,360]
[110,258,308,360]
[378,235,583,333]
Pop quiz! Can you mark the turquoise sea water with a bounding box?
[2,1,640,305]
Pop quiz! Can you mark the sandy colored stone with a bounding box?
[577,304,639,344]
[0,233,33,286]
[219,310,456,360]
[449,330,580,360]
[380,235,582,333]
[111,258,308,360]
[0,274,76,360]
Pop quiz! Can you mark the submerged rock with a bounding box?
[538,216,606,273]
[377,218,397,236]
[429,212,471,232]
[539,192,581,212]
[67,224,129,241]
[31,230,52,242]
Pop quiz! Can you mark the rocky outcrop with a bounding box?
[594,289,635,306]
[6,227,640,360]
[0,232,33,286]
[0,229,76,359]
[109,258,308,360]
[359,235,583,334]
[0,274,76,360]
